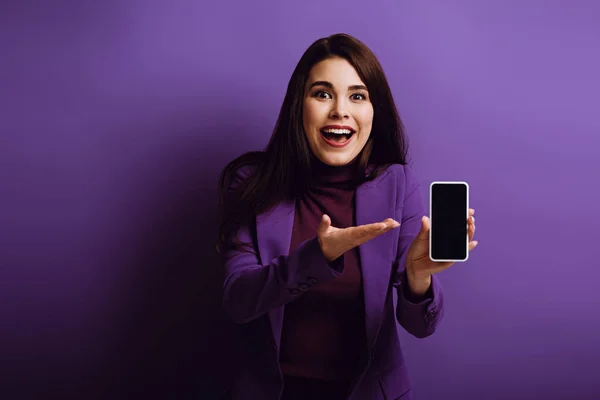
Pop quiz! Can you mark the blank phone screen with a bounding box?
[430,183,468,261]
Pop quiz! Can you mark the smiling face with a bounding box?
[302,56,374,167]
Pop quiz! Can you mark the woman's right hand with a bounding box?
[317,214,401,262]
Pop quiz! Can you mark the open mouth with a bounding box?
[320,128,356,145]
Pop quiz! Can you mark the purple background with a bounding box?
[2,0,599,399]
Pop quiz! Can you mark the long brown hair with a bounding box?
[216,33,410,254]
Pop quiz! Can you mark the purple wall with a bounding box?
[2,0,599,398]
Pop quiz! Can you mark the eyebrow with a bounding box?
[308,80,368,91]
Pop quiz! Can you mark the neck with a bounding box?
[310,155,361,187]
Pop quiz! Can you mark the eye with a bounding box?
[351,92,368,101]
[313,90,332,99]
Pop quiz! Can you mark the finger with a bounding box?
[468,240,478,251]
[415,216,430,240]
[364,221,389,233]
[317,214,331,235]
[351,219,400,244]
[364,219,400,233]
[346,223,385,244]
[383,218,401,229]
[468,214,476,237]
[469,208,475,216]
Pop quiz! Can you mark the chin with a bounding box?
[316,151,357,167]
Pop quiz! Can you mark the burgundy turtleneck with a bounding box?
[279,156,367,382]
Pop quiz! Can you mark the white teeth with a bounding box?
[322,128,352,135]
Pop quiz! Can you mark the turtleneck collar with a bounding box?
[309,154,362,188]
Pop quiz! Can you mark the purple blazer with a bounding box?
[221,164,444,400]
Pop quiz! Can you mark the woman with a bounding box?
[217,33,477,400]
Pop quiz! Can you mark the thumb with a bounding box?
[317,214,332,235]
[417,216,430,239]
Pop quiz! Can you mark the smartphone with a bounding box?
[429,181,469,262]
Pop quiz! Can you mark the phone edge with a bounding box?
[428,181,470,263]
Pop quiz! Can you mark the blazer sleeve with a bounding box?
[392,165,445,338]
[220,167,345,324]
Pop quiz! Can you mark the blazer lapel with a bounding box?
[255,199,295,350]
[254,167,398,356]
[356,168,398,355]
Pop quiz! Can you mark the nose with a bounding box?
[329,99,349,119]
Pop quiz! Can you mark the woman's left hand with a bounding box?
[405,208,478,295]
